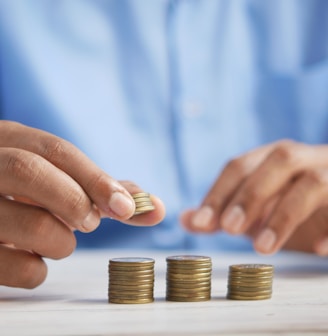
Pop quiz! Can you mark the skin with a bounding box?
[3,122,327,288]
[0,121,165,289]
[181,140,328,257]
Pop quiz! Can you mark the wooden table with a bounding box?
[1,250,327,335]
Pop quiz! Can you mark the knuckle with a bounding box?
[29,210,77,259]
[243,186,264,205]
[65,188,86,211]
[41,138,68,163]
[86,172,114,196]
[5,150,46,186]
[20,257,47,289]
[225,157,249,176]
[270,140,300,166]
[5,151,31,178]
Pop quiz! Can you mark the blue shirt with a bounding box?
[1,0,328,250]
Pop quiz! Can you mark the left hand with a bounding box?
[181,140,328,256]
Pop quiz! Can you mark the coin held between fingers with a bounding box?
[132,192,155,216]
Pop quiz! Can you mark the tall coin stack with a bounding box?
[166,255,212,302]
[108,257,155,304]
[227,264,274,300]
[132,192,155,215]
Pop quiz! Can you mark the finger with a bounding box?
[185,144,275,232]
[114,181,165,226]
[0,147,101,232]
[315,237,328,256]
[254,168,328,254]
[0,197,76,259]
[0,245,47,289]
[0,121,135,220]
[282,206,328,255]
[220,141,315,235]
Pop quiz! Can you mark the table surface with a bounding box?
[0,249,327,336]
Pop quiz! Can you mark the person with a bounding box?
[1,1,328,289]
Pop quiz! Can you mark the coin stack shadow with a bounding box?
[108,257,155,304]
[132,192,155,215]
[227,264,274,300]
[166,255,212,302]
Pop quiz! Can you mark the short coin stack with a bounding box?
[227,264,274,300]
[108,257,155,304]
[132,192,155,215]
[166,255,212,302]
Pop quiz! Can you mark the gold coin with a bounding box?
[167,272,211,278]
[109,269,154,275]
[167,278,211,284]
[166,290,211,298]
[167,290,211,297]
[109,297,154,304]
[167,255,211,263]
[227,288,272,295]
[166,296,211,302]
[133,198,152,203]
[109,291,153,296]
[133,197,153,203]
[229,273,273,280]
[229,264,274,272]
[167,267,212,274]
[166,281,211,289]
[108,262,154,271]
[109,267,154,272]
[228,283,272,290]
[167,288,211,294]
[110,257,154,265]
[228,275,273,281]
[132,192,150,199]
[135,202,154,208]
[109,283,154,289]
[134,205,155,213]
[109,275,155,281]
[110,273,154,280]
[227,293,272,300]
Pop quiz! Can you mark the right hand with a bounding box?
[0,121,165,289]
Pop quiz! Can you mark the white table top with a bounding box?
[1,249,327,336]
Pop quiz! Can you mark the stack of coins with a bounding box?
[132,192,155,215]
[166,255,212,302]
[227,264,274,300]
[108,257,155,304]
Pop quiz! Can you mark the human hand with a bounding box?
[0,121,165,288]
[181,140,328,256]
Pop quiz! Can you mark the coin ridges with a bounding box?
[166,255,212,302]
[108,257,155,304]
[227,263,274,301]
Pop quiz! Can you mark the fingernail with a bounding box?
[221,205,245,233]
[255,228,276,254]
[109,192,135,217]
[191,206,214,229]
[82,206,100,232]
[316,237,328,256]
